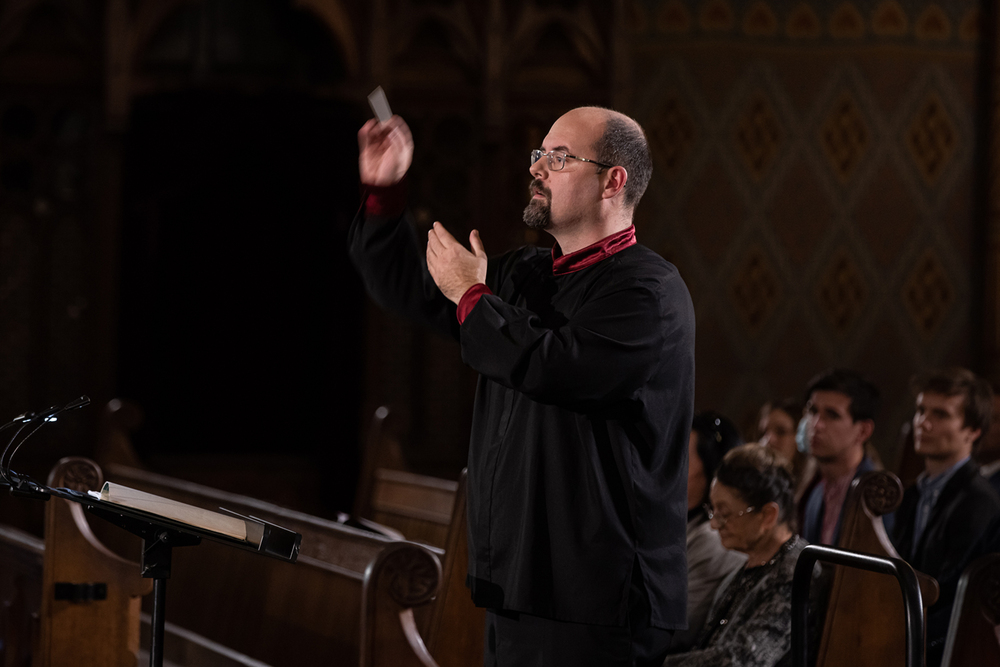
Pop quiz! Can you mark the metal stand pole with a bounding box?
[149,577,167,667]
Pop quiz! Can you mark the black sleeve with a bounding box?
[459,268,689,407]
[347,205,460,341]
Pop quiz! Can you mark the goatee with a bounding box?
[523,179,551,229]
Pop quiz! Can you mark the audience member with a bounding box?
[890,368,1000,667]
[667,412,747,653]
[663,445,806,667]
[757,398,814,501]
[798,369,879,546]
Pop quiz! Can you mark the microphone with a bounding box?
[1,396,91,498]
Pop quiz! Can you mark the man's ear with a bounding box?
[601,165,628,201]
[857,419,875,444]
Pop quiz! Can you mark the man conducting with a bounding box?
[349,107,695,666]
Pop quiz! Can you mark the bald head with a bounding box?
[576,107,652,210]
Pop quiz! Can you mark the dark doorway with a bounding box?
[119,88,364,512]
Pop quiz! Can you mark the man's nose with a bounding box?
[529,158,547,179]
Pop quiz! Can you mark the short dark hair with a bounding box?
[805,368,880,423]
[910,367,993,439]
[757,397,803,438]
[592,113,652,209]
[691,411,744,505]
[715,444,795,527]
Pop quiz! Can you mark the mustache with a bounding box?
[528,179,551,200]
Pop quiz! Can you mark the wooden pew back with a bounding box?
[0,523,43,667]
[941,553,1000,667]
[104,463,446,666]
[815,470,939,667]
[353,407,457,549]
[37,458,153,667]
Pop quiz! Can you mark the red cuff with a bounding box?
[457,283,492,324]
[362,179,407,218]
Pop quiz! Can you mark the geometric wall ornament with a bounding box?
[735,91,782,182]
[871,1,908,37]
[700,0,735,31]
[787,3,822,39]
[830,2,866,39]
[915,5,951,42]
[816,247,868,334]
[657,0,692,33]
[819,92,869,184]
[906,92,957,187]
[959,8,980,43]
[730,245,781,334]
[649,95,697,180]
[743,1,777,37]
[902,249,954,338]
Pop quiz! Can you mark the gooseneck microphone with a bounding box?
[0,396,91,498]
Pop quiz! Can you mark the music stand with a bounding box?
[47,486,301,667]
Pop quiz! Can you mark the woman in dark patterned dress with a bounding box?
[663,445,807,667]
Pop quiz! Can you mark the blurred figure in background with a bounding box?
[756,398,814,502]
[666,412,747,653]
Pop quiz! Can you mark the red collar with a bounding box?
[551,226,637,276]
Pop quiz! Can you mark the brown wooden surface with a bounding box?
[816,470,939,667]
[941,553,1000,667]
[425,471,485,667]
[103,463,446,666]
[360,542,442,667]
[353,407,458,550]
[0,524,43,667]
[368,469,457,549]
[37,457,153,667]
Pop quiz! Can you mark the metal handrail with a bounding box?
[791,544,925,667]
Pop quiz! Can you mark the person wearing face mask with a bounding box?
[663,445,806,667]
[756,398,815,501]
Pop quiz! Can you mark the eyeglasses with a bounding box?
[530,149,613,172]
[703,503,756,528]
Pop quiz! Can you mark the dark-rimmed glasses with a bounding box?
[703,503,756,528]
[530,149,613,171]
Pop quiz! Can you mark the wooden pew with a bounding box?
[353,406,458,550]
[103,463,450,667]
[0,523,43,667]
[0,458,281,667]
[940,553,1000,667]
[36,457,153,667]
[814,470,940,667]
[97,400,481,666]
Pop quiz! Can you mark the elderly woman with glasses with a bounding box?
[663,444,807,667]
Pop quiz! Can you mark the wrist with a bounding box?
[457,283,492,324]
[361,178,407,217]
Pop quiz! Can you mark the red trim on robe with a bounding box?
[551,226,636,276]
[457,283,493,324]
[362,179,407,218]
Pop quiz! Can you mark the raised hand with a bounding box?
[358,116,413,186]
[426,223,488,304]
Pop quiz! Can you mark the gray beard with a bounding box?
[523,200,550,229]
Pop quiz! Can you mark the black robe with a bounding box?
[349,203,695,630]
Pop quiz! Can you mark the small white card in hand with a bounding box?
[368,86,392,124]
